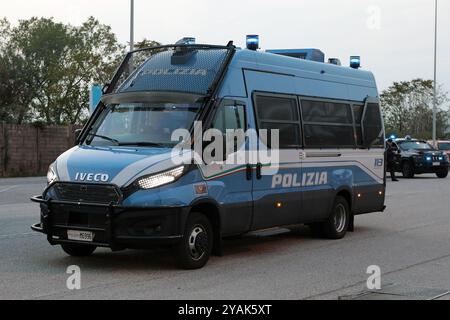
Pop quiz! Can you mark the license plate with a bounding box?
[67,230,94,242]
[433,162,440,166]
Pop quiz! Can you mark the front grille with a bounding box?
[48,183,121,204]
[52,207,107,229]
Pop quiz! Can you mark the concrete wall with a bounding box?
[0,123,80,177]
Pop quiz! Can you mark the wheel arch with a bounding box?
[401,157,414,165]
[189,197,223,255]
[335,187,353,211]
[401,158,415,177]
[335,188,354,232]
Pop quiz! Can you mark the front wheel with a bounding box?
[61,244,97,257]
[322,196,350,239]
[436,169,448,178]
[402,161,415,178]
[175,212,213,270]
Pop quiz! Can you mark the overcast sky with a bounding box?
[2,0,449,95]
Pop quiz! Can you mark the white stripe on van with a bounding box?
[112,150,194,187]
[56,147,77,181]
[120,151,195,187]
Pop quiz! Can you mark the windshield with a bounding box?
[398,141,434,151]
[86,101,201,147]
[437,143,450,150]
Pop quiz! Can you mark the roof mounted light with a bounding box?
[328,58,341,66]
[350,56,361,69]
[175,37,196,45]
[246,35,259,51]
[173,37,197,64]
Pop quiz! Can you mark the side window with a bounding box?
[254,95,302,149]
[352,104,364,146]
[352,105,364,123]
[301,100,355,148]
[212,104,245,132]
[303,125,355,147]
[302,100,353,124]
[362,103,384,148]
[211,102,246,156]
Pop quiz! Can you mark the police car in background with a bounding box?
[391,137,449,178]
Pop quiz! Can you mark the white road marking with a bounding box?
[0,232,39,239]
[0,185,17,193]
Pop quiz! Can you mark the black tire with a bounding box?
[401,161,415,178]
[322,196,350,239]
[61,244,96,257]
[436,169,448,178]
[176,212,213,270]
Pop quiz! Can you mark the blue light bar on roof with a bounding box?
[266,49,325,63]
[350,56,361,69]
[246,35,259,51]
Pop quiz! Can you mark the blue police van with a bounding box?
[31,38,386,269]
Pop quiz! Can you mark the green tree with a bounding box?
[134,38,162,50]
[381,79,449,139]
[0,17,125,125]
[128,38,162,74]
[0,19,36,123]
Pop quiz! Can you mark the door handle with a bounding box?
[306,152,342,158]
[256,163,262,180]
[246,164,252,181]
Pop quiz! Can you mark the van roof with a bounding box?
[229,49,377,88]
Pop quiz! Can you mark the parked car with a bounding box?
[391,138,449,178]
[428,140,450,157]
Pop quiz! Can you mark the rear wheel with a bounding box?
[61,244,96,257]
[402,161,415,178]
[310,196,350,240]
[176,212,213,270]
[308,196,350,239]
[436,169,448,178]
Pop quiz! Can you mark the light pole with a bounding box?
[130,0,134,52]
[129,0,135,74]
[432,0,438,146]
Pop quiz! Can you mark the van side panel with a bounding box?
[214,50,385,233]
[240,66,384,228]
[199,165,253,236]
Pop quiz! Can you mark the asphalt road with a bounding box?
[1,175,450,300]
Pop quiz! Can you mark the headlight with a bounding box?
[136,166,185,190]
[47,163,58,184]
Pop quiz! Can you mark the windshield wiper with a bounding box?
[118,142,169,148]
[87,133,120,145]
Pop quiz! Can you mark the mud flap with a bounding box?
[348,214,355,232]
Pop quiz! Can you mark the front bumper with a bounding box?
[30,195,188,250]
[413,161,449,174]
